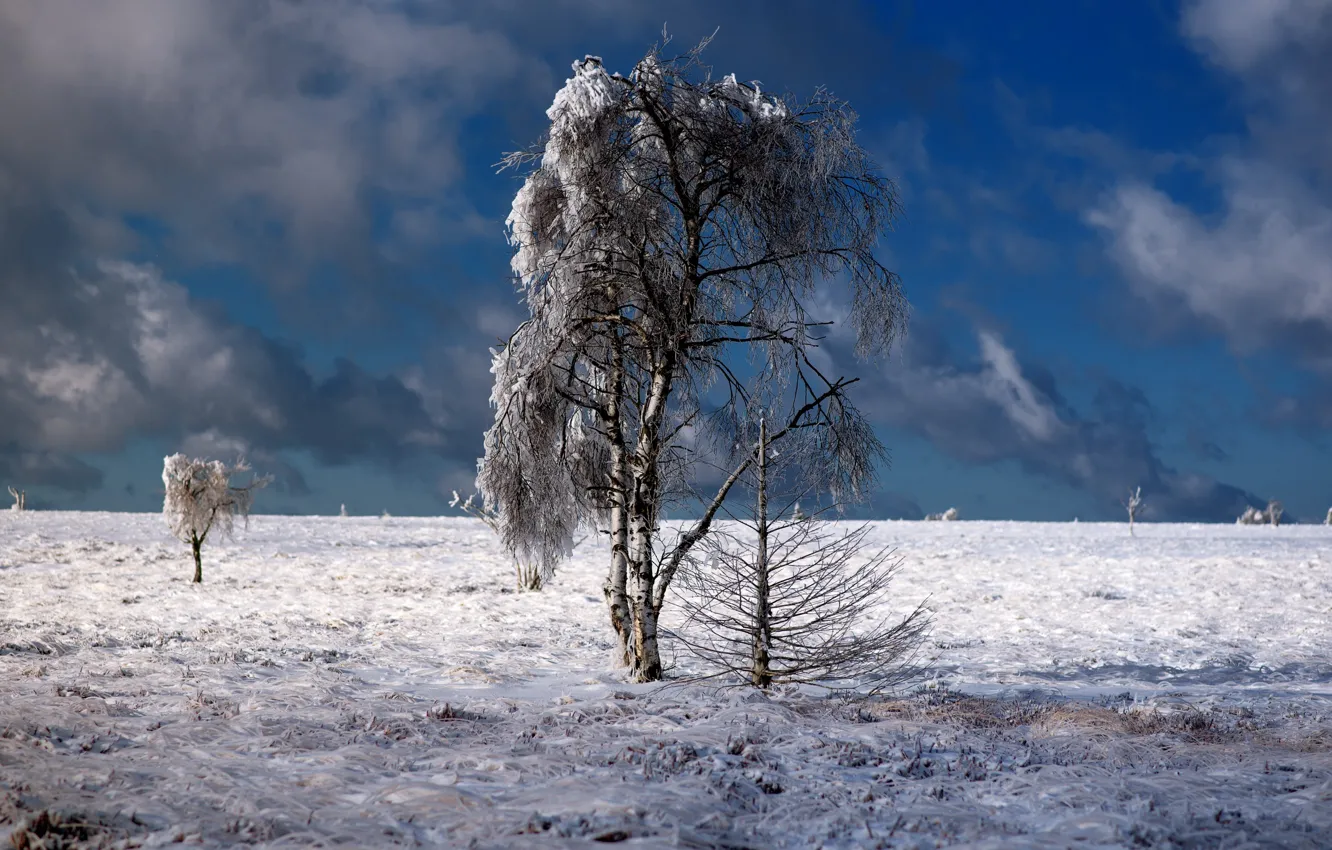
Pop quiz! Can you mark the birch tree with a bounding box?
[477,39,906,681]
[162,454,269,583]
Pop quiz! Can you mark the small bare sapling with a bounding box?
[674,420,930,692]
[7,486,25,512]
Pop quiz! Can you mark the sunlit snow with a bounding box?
[1,513,1329,847]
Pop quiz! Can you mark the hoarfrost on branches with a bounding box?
[452,489,554,591]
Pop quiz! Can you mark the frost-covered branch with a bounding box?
[452,490,557,591]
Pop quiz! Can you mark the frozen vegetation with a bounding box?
[1,512,1330,847]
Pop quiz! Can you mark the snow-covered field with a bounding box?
[1,513,1330,848]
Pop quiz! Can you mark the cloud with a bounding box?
[1074,1,1332,436]
[1182,0,1332,74]
[0,1,549,286]
[0,446,103,494]
[1085,166,1332,367]
[0,246,494,495]
[849,322,1263,521]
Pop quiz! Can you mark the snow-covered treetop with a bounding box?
[480,39,905,569]
[162,453,267,545]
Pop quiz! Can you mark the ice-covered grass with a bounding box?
[1,513,1329,848]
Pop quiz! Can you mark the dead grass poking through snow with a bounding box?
[867,689,1251,745]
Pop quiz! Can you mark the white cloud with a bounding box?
[1182,0,1332,72]
[1087,163,1332,364]
[977,331,1063,442]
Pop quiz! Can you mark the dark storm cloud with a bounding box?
[0,0,550,288]
[0,445,103,494]
[0,0,945,300]
[0,213,487,493]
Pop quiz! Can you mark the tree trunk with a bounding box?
[752,418,772,689]
[191,536,203,584]
[628,485,663,682]
[601,333,633,666]
[624,353,675,682]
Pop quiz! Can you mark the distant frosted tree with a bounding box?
[477,39,906,681]
[1123,486,1143,535]
[7,486,25,512]
[162,454,269,583]
[925,507,959,521]
[340,503,348,518]
[1238,503,1283,526]
[1324,507,1331,526]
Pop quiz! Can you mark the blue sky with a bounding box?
[2,0,1329,521]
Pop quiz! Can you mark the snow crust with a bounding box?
[1,513,1329,847]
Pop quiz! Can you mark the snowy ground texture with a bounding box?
[1,514,1330,849]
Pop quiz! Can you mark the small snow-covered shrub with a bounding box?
[1123,486,1143,535]
[162,453,269,583]
[925,507,959,521]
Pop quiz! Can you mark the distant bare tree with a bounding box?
[476,39,907,681]
[1123,486,1143,535]
[7,486,25,512]
[162,454,269,583]
[452,491,551,591]
[673,419,929,691]
[1267,499,1284,527]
